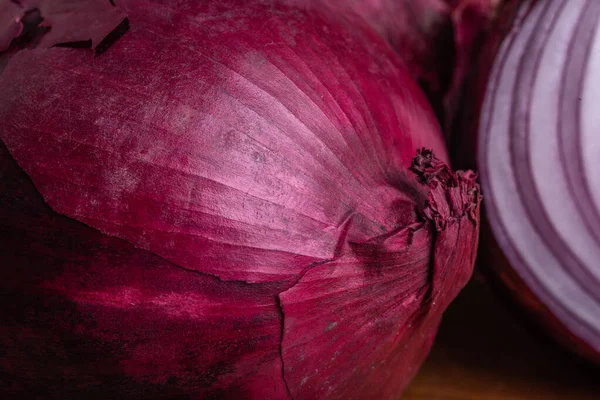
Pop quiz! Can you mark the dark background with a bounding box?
[404,274,600,399]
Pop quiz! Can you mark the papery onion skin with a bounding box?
[461,0,600,362]
[0,0,481,398]
[0,0,25,52]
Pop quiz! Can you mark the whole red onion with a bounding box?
[0,0,481,398]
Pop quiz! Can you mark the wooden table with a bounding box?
[404,275,600,399]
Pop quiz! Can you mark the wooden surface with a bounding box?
[404,275,600,399]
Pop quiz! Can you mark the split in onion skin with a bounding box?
[456,0,600,362]
[0,0,481,398]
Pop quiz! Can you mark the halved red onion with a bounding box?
[478,0,600,360]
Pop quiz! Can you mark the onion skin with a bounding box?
[460,0,600,362]
[0,0,481,398]
[0,0,125,52]
[0,0,25,52]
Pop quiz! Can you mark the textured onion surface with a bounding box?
[478,0,600,361]
[0,0,480,398]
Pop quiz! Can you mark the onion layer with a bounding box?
[477,0,600,361]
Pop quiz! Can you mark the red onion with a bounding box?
[0,0,481,398]
[469,0,600,361]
